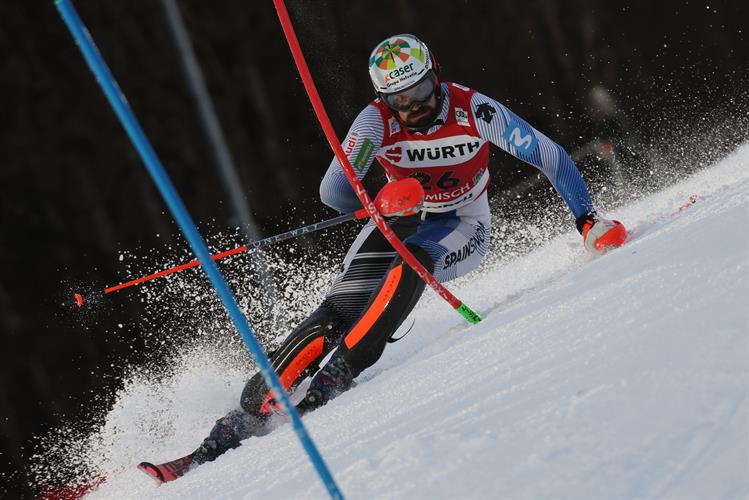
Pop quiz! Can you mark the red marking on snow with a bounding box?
[677,194,702,213]
[38,475,105,499]
[74,293,84,308]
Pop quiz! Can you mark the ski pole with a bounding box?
[73,210,367,307]
[55,2,343,497]
[273,0,482,325]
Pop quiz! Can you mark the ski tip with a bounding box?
[137,462,165,484]
[137,454,195,484]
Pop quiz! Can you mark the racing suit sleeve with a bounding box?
[470,92,594,218]
[319,104,385,213]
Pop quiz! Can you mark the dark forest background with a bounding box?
[1,0,747,497]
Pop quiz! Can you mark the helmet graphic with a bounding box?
[368,34,435,94]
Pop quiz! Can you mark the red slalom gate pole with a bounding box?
[272,0,481,324]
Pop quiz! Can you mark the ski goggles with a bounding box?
[381,71,438,112]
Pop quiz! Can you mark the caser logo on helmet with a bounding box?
[369,34,431,94]
[384,63,415,82]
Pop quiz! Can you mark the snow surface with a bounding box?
[83,144,749,499]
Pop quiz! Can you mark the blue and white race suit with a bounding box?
[320,82,593,315]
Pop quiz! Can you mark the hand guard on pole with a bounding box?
[374,178,425,217]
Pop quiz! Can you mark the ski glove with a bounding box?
[576,212,628,254]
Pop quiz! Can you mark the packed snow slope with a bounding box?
[89,144,749,499]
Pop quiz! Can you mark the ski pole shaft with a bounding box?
[98,211,362,298]
[246,210,364,250]
[273,0,481,325]
[104,245,243,295]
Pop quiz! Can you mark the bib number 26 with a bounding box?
[411,170,460,190]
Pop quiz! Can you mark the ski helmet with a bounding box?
[368,34,436,96]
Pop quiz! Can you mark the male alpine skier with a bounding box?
[139,34,627,482]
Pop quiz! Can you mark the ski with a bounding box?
[137,453,197,484]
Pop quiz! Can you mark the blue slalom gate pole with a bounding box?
[54,1,343,498]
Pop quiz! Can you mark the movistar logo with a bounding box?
[508,128,533,149]
[502,118,538,155]
[406,141,481,162]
